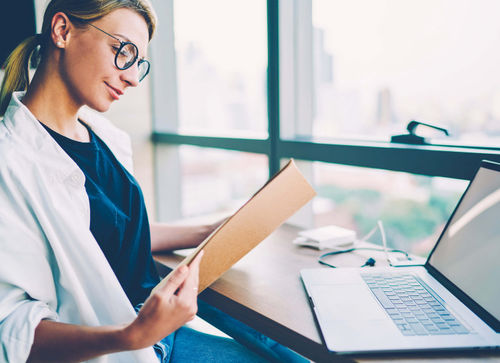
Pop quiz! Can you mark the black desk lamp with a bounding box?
[391,120,449,145]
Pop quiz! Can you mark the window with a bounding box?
[309,0,500,146]
[172,0,267,137]
[176,146,267,218]
[151,0,500,257]
[299,161,466,256]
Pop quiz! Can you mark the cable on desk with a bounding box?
[317,221,412,268]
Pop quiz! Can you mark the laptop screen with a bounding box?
[428,163,500,326]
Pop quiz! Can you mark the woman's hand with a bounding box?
[121,251,204,350]
[26,251,204,362]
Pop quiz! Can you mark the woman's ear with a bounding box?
[50,12,73,48]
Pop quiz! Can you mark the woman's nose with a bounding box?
[120,65,140,87]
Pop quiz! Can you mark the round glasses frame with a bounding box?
[85,21,151,82]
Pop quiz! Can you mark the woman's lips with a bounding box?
[105,82,123,100]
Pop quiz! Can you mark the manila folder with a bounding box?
[152,159,316,293]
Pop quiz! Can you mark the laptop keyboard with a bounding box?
[361,273,470,336]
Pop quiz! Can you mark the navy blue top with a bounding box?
[42,122,160,306]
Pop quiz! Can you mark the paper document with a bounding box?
[152,159,316,294]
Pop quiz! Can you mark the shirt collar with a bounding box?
[2,91,82,183]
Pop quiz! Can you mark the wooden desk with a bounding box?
[154,224,499,363]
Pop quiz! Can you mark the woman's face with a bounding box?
[58,8,149,112]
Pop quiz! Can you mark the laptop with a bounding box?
[301,160,500,354]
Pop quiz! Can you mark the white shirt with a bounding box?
[0,92,157,362]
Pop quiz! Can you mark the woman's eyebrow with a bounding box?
[113,33,132,42]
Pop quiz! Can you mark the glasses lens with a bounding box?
[138,60,150,82]
[115,43,137,69]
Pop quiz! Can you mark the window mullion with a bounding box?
[268,0,280,177]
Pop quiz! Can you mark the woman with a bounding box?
[0,1,307,362]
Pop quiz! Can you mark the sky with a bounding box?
[174,0,268,74]
[313,0,500,113]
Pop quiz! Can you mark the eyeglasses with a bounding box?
[86,22,150,82]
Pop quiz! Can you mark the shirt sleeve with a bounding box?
[0,176,59,362]
[0,297,58,362]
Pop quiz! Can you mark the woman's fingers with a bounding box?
[189,250,203,287]
[178,250,203,299]
[126,251,206,349]
[160,265,189,297]
[190,250,204,272]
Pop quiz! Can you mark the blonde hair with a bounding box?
[0,0,157,116]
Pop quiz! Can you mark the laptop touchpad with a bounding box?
[311,284,387,321]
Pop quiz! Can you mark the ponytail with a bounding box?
[0,35,40,117]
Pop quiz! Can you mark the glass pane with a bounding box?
[301,161,467,257]
[309,0,500,146]
[174,0,268,138]
[179,146,268,218]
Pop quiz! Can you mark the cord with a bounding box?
[317,221,411,268]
